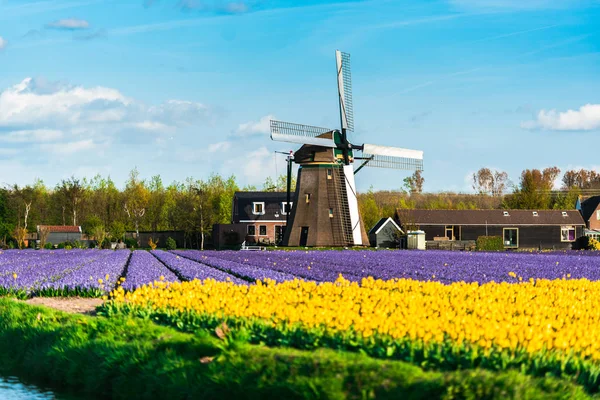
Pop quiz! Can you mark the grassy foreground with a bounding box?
[0,298,593,400]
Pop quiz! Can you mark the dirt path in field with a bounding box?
[25,297,103,315]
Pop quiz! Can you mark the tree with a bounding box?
[57,177,87,226]
[123,168,149,244]
[359,187,382,232]
[13,226,27,249]
[472,168,509,196]
[109,221,126,241]
[147,175,166,233]
[403,170,424,194]
[505,167,560,209]
[562,169,600,190]
[39,226,50,248]
[91,225,108,248]
[82,215,103,237]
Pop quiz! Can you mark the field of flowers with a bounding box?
[3,248,600,393]
[2,248,600,295]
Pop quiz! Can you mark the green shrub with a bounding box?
[166,237,177,250]
[101,237,112,249]
[109,221,126,242]
[124,237,138,249]
[43,242,53,250]
[476,236,504,251]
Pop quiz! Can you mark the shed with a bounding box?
[368,217,403,248]
[37,225,83,245]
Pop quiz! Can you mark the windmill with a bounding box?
[270,50,423,247]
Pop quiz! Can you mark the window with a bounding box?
[252,202,265,215]
[281,202,293,215]
[247,225,256,236]
[503,228,518,248]
[305,193,311,204]
[597,210,600,220]
[328,208,334,218]
[561,226,576,242]
[259,225,267,236]
[327,169,333,180]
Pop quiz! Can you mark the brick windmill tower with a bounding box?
[270,50,424,247]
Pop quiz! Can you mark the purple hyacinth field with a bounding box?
[195,249,600,284]
[2,248,600,298]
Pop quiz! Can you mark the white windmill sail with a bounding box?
[336,50,354,132]
[361,144,424,170]
[270,120,337,148]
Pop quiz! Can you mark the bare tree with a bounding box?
[39,226,50,248]
[403,170,424,194]
[472,168,509,196]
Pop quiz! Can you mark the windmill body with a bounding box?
[271,51,423,247]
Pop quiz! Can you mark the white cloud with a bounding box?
[3,129,63,142]
[0,77,212,133]
[0,36,7,50]
[133,121,173,132]
[237,114,274,136]
[47,18,90,30]
[41,139,96,155]
[237,146,273,185]
[208,141,231,153]
[522,104,600,131]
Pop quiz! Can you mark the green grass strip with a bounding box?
[0,299,591,400]
[98,302,600,395]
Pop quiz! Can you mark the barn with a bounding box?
[394,209,585,250]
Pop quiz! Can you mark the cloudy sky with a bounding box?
[0,0,599,191]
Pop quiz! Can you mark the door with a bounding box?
[299,227,309,247]
[503,228,518,248]
[275,226,283,245]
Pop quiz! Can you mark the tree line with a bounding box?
[0,166,594,249]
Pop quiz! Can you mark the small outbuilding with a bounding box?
[369,217,403,248]
[37,225,83,245]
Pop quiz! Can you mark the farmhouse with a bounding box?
[37,225,83,245]
[212,192,295,248]
[395,209,585,250]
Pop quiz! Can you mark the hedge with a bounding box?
[476,236,504,251]
[0,299,590,399]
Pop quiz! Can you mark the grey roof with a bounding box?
[368,217,402,234]
[234,191,297,201]
[395,209,585,226]
[233,191,296,222]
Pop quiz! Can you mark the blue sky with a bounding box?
[0,0,599,192]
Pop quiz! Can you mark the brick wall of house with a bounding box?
[243,221,287,245]
[589,204,600,230]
